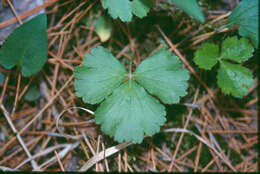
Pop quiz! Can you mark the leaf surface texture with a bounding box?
[0,14,48,77]
[168,0,205,22]
[95,80,166,143]
[74,46,127,104]
[227,0,259,47]
[134,49,189,104]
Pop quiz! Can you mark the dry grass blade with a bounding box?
[39,142,79,170]
[14,142,79,170]
[0,166,16,171]
[80,142,132,171]
[54,150,65,171]
[0,104,40,171]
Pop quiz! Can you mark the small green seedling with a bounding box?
[194,36,255,98]
[74,46,189,143]
[24,85,41,102]
[95,14,113,42]
[0,14,48,77]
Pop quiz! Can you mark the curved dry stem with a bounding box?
[55,106,94,139]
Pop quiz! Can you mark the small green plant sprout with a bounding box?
[168,0,205,23]
[24,84,41,102]
[74,46,190,143]
[194,36,255,98]
[95,14,113,42]
[227,0,258,48]
[102,0,154,22]
[0,14,48,77]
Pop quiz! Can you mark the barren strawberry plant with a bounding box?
[0,0,258,172]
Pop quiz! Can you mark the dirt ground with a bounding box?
[0,0,258,172]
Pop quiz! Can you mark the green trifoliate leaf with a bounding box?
[95,15,113,42]
[131,0,154,18]
[95,80,166,143]
[194,43,219,70]
[0,14,47,77]
[220,37,254,63]
[134,48,190,104]
[217,61,254,98]
[74,46,190,143]
[102,0,153,22]
[168,0,205,23]
[74,46,127,104]
[227,0,258,48]
[193,36,255,98]
[194,36,254,71]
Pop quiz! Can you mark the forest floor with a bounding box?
[0,0,258,172]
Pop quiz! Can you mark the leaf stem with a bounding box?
[128,58,133,88]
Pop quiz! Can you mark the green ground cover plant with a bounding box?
[194,36,254,98]
[74,46,189,143]
[0,0,258,171]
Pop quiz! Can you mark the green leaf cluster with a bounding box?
[102,0,205,23]
[102,0,154,22]
[227,0,259,48]
[194,36,254,98]
[0,14,48,77]
[74,46,189,143]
